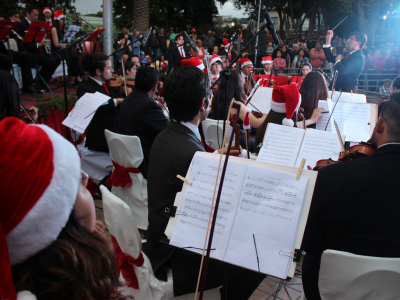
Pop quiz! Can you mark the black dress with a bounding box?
[50,27,83,76]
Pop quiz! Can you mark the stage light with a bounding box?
[383,15,387,20]
[231,22,235,27]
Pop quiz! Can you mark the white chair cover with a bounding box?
[319,249,400,300]
[201,118,233,150]
[104,130,148,230]
[52,61,69,78]
[100,186,221,300]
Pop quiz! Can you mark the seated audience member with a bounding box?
[380,79,391,95]
[0,117,120,300]
[0,70,38,122]
[301,63,312,78]
[212,45,219,55]
[130,54,141,68]
[119,67,168,179]
[297,72,327,128]
[375,53,386,70]
[309,41,326,69]
[144,66,265,299]
[291,49,309,69]
[385,54,400,70]
[301,92,400,300]
[192,39,206,61]
[273,50,286,74]
[255,84,300,153]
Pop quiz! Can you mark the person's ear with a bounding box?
[375,116,386,135]
[152,84,157,91]
[200,98,206,111]
[96,68,101,76]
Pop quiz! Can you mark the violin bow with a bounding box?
[194,99,240,300]
[121,59,129,96]
[324,91,342,131]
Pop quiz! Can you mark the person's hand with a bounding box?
[217,145,242,156]
[94,220,106,236]
[326,30,334,44]
[335,55,342,62]
[30,107,39,121]
[309,107,325,124]
[287,66,290,70]
[307,165,313,170]
[39,39,47,47]
[115,98,124,104]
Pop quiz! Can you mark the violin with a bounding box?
[106,75,135,89]
[312,142,376,170]
[20,105,37,124]
[229,113,242,153]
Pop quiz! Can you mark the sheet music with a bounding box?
[257,123,304,167]
[169,155,248,259]
[62,92,110,134]
[249,87,273,114]
[295,129,342,169]
[224,166,308,279]
[317,100,371,142]
[329,91,366,103]
[62,25,81,42]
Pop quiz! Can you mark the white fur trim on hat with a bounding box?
[17,291,37,300]
[282,118,294,127]
[7,124,81,266]
[270,101,286,113]
[241,61,252,68]
[209,56,221,67]
[43,8,51,14]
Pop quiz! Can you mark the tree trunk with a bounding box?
[277,7,286,40]
[357,0,367,34]
[307,6,317,40]
[133,0,149,31]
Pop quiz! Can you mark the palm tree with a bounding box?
[133,0,149,31]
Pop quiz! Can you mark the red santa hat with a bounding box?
[0,117,81,300]
[222,38,230,48]
[238,58,253,68]
[209,54,222,67]
[261,56,273,64]
[54,10,66,20]
[43,7,51,14]
[181,57,204,70]
[271,83,301,127]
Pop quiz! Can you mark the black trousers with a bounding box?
[0,52,33,88]
[29,52,61,83]
[57,52,83,77]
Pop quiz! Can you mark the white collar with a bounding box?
[25,17,31,24]
[179,121,201,141]
[264,70,271,74]
[90,76,104,86]
[348,49,357,56]
[378,142,400,148]
[241,72,249,80]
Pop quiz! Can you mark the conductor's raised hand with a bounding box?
[326,30,334,45]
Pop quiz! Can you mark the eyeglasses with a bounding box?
[348,37,357,41]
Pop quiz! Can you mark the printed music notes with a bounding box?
[168,153,312,279]
[316,100,377,142]
[257,123,341,169]
[249,87,273,114]
[329,91,366,103]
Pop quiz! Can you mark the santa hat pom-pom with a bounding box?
[282,118,294,127]
[243,112,251,129]
[17,291,37,300]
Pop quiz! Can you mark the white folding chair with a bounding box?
[104,129,148,230]
[201,118,233,150]
[318,249,400,300]
[100,186,220,300]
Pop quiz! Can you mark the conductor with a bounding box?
[323,30,366,93]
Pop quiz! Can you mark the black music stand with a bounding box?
[84,28,105,54]
[0,21,18,78]
[23,21,54,94]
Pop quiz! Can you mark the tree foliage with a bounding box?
[0,0,76,19]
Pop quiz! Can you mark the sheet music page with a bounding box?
[169,155,248,260]
[316,100,344,138]
[62,25,81,42]
[343,104,371,142]
[223,166,308,279]
[257,123,305,167]
[249,87,273,114]
[295,129,342,169]
[329,91,366,103]
[62,92,110,133]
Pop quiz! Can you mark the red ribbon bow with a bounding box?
[105,161,140,188]
[111,235,144,289]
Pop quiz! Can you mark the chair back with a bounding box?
[105,129,143,168]
[100,185,142,259]
[104,130,148,230]
[319,249,400,300]
[201,118,233,150]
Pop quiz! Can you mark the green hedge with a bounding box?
[35,94,78,116]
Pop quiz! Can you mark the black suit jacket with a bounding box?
[118,89,169,178]
[301,144,400,300]
[77,78,123,153]
[14,18,40,53]
[218,48,237,61]
[168,45,190,74]
[323,48,364,93]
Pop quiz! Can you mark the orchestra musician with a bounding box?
[0,11,35,94]
[218,38,237,62]
[119,67,169,179]
[43,7,52,25]
[301,92,400,300]
[296,72,327,129]
[255,84,301,153]
[238,58,255,95]
[210,70,267,152]
[209,54,222,82]
[145,65,265,299]
[323,30,366,92]
[13,5,61,92]
[50,11,83,84]
[256,56,273,75]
